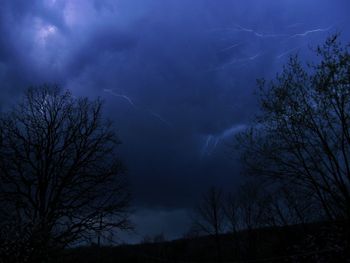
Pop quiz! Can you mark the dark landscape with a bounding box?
[1,1,350,262]
[59,221,349,262]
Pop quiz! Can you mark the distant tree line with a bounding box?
[190,180,323,262]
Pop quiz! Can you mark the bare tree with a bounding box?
[264,185,319,227]
[235,181,270,231]
[233,181,275,257]
[192,187,225,262]
[0,86,132,263]
[223,191,241,259]
[224,192,239,234]
[236,35,350,222]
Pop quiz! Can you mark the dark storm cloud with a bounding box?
[64,27,138,78]
[1,0,350,240]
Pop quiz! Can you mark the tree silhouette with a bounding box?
[192,187,225,263]
[236,34,350,223]
[0,86,132,263]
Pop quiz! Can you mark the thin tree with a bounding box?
[235,181,270,231]
[192,187,225,263]
[224,192,239,234]
[0,86,132,263]
[223,192,240,258]
[234,181,273,257]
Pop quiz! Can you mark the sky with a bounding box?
[0,0,350,243]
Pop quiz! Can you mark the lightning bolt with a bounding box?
[226,52,262,66]
[104,89,173,128]
[201,124,246,157]
[214,23,334,41]
[228,24,289,38]
[207,51,263,72]
[201,135,213,156]
[220,124,246,138]
[209,22,335,74]
[103,89,136,107]
[287,26,333,39]
[149,110,172,127]
[219,43,242,52]
[276,47,301,59]
[213,138,219,150]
